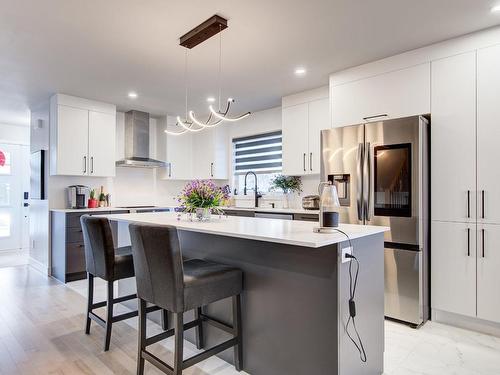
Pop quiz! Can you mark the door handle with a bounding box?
[481,190,485,219]
[362,114,388,122]
[356,143,364,221]
[482,228,485,258]
[169,163,172,178]
[90,156,94,174]
[467,228,470,257]
[467,190,470,218]
[363,142,371,221]
[303,153,306,172]
[210,162,214,177]
[83,156,87,174]
[310,152,313,171]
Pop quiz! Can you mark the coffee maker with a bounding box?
[67,185,90,209]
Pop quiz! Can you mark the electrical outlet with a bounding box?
[342,246,353,263]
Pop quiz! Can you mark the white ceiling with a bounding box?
[1,0,500,126]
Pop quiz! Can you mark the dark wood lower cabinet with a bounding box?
[51,210,128,283]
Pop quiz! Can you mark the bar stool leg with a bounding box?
[232,294,243,371]
[137,299,147,375]
[161,309,169,331]
[194,307,204,349]
[173,313,184,375]
[104,281,114,351]
[85,273,94,334]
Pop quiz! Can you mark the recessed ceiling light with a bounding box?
[128,92,138,99]
[294,67,307,75]
[492,5,500,12]
[206,97,216,103]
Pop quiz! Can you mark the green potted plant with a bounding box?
[88,189,98,208]
[270,175,303,208]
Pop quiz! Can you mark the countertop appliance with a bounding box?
[321,115,429,327]
[115,110,168,168]
[302,195,320,210]
[67,185,90,209]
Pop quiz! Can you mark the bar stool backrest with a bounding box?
[81,215,116,281]
[129,224,185,313]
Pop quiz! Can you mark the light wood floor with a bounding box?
[0,266,243,375]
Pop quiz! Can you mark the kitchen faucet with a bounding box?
[244,171,261,208]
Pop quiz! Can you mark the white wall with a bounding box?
[0,123,30,145]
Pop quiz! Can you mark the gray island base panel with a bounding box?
[108,217,384,375]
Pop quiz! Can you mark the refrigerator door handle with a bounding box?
[363,142,372,221]
[356,143,364,221]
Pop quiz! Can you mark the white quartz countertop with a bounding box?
[105,212,387,248]
[222,207,319,215]
[51,207,131,213]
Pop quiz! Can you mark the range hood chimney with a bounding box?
[116,110,167,168]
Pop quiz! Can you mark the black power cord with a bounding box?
[333,229,367,364]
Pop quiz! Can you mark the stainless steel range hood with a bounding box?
[116,110,167,168]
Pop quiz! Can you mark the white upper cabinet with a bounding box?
[50,94,116,177]
[477,44,500,225]
[53,105,89,176]
[282,103,309,175]
[332,63,431,127]
[282,87,330,176]
[192,126,228,180]
[88,111,116,177]
[431,52,477,223]
[164,130,193,180]
[308,98,329,174]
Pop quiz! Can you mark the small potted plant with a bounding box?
[88,189,98,208]
[177,180,228,221]
[270,175,303,208]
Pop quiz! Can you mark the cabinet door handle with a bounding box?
[169,163,172,178]
[310,152,313,171]
[467,228,470,257]
[210,162,214,177]
[83,156,87,174]
[467,190,470,218]
[303,153,306,172]
[90,156,94,174]
[362,114,388,121]
[482,228,485,258]
[481,190,485,219]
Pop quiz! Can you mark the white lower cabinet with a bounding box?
[431,221,477,318]
[477,224,500,323]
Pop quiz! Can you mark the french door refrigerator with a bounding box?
[321,115,429,327]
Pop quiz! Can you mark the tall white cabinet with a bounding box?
[282,87,330,176]
[431,46,500,324]
[50,94,116,177]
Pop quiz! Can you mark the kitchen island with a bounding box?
[106,212,387,375]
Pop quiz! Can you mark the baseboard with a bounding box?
[0,248,29,256]
[28,257,49,275]
[432,309,500,337]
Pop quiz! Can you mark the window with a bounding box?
[232,131,282,194]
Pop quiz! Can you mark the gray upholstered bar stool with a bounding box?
[81,215,168,351]
[129,223,243,375]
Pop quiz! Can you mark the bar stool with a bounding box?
[129,223,243,375]
[81,215,168,351]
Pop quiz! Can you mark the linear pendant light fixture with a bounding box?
[165,15,251,136]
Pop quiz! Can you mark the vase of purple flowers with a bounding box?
[177,180,230,221]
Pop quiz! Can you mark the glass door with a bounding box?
[0,144,22,251]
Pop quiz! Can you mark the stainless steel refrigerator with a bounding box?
[321,115,429,327]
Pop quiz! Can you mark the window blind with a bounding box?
[233,131,282,175]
